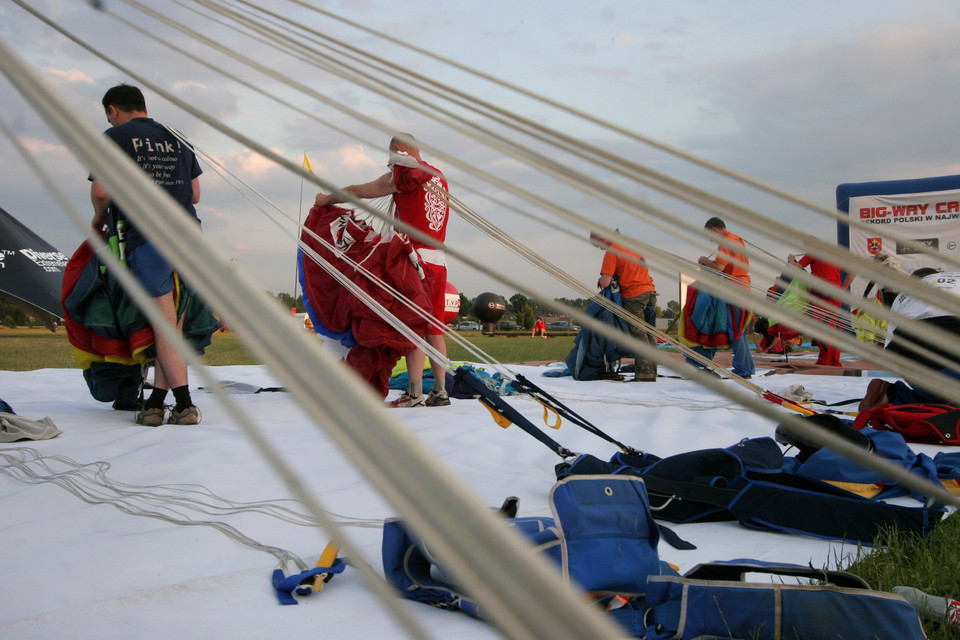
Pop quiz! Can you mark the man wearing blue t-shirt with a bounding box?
[90,84,203,427]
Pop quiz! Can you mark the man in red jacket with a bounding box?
[315,134,451,407]
[788,252,852,367]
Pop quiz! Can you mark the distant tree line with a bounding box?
[0,300,37,328]
[455,292,681,330]
[270,291,680,332]
[275,292,305,313]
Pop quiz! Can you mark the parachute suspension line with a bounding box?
[171,133,450,366]
[443,179,956,402]
[270,0,871,233]
[297,214,515,380]
[105,0,960,337]
[440,184,735,379]
[744,238,788,264]
[63,7,960,396]
[0,448,307,570]
[237,0,943,281]
[87,6,526,382]
[15,1,960,564]
[180,118,950,387]
[26,0,960,400]
[223,0,960,300]
[0,448,384,565]
[159,120,456,373]
[297,154,306,298]
[90,0,960,336]
[13,11,960,640]
[0,113,423,631]
[132,0,873,312]
[1,51,446,640]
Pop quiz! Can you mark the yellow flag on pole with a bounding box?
[303,153,314,174]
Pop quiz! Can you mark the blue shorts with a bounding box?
[127,243,175,297]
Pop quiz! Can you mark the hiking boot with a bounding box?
[425,389,451,407]
[168,405,199,425]
[596,371,624,381]
[113,398,143,411]
[629,376,656,382]
[858,379,891,413]
[136,407,165,427]
[389,392,425,408]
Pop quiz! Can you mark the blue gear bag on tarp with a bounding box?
[381,474,930,638]
[381,475,677,622]
[564,284,632,380]
[556,436,944,544]
[642,559,927,640]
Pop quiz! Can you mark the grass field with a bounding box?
[0,326,577,371]
[3,326,959,635]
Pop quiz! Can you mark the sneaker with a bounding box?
[426,389,451,407]
[168,405,200,425]
[136,407,165,427]
[858,379,891,413]
[389,392,425,408]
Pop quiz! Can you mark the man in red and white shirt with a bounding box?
[315,134,451,407]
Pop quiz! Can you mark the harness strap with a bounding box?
[513,374,638,454]
[637,471,939,543]
[456,368,575,458]
[272,557,347,605]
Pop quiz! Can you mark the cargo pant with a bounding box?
[622,292,658,380]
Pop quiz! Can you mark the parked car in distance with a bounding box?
[457,321,480,331]
[545,320,570,331]
[497,321,521,331]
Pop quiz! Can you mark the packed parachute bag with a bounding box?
[383,475,677,622]
[61,231,221,410]
[642,560,928,640]
[855,402,960,446]
[555,429,947,544]
[381,475,929,638]
[561,283,633,380]
[299,203,432,398]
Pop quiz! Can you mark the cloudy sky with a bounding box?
[2,0,959,306]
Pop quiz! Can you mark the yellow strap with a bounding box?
[940,479,960,496]
[537,400,562,430]
[312,540,340,592]
[782,399,817,416]
[481,401,513,429]
[822,480,883,499]
[761,389,817,416]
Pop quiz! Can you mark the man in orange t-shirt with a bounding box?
[696,217,755,378]
[595,234,659,382]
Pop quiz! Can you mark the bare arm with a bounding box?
[698,256,723,271]
[597,274,613,289]
[191,177,201,205]
[315,172,395,207]
[90,180,110,234]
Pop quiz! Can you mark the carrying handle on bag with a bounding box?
[684,560,870,589]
